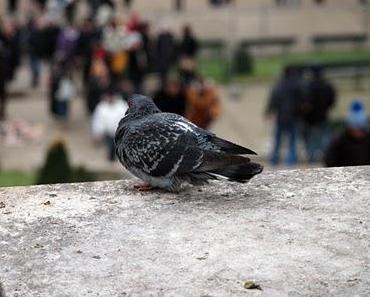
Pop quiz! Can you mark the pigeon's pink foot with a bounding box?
[133,183,156,192]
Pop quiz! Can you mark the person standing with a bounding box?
[8,0,18,14]
[155,26,177,87]
[86,56,110,115]
[265,66,304,166]
[54,68,75,120]
[324,101,370,167]
[178,25,198,86]
[55,23,79,66]
[301,67,336,162]
[27,17,45,88]
[0,19,21,83]
[0,42,6,121]
[77,17,100,86]
[153,78,187,116]
[91,89,128,161]
[185,77,221,129]
[127,34,147,93]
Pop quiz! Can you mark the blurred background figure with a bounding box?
[178,25,199,86]
[0,42,6,121]
[55,22,79,67]
[53,66,75,121]
[7,0,19,14]
[265,66,304,166]
[324,101,370,167]
[91,88,128,161]
[0,18,21,83]
[155,24,177,87]
[185,77,221,129]
[77,17,100,87]
[127,31,146,93]
[102,17,129,82]
[27,17,43,88]
[86,55,110,115]
[153,77,186,116]
[301,66,336,163]
[117,77,133,100]
[123,0,133,9]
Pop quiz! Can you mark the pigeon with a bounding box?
[115,94,263,191]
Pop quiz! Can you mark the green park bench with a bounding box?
[286,60,370,90]
[238,36,297,54]
[311,33,368,51]
[199,39,227,58]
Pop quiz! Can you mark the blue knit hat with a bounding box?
[347,100,368,129]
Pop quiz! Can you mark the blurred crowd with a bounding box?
[0,0,221,161]
[1,0,368,168]
[266,66,370,167]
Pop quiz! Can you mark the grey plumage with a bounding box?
[115,94,263,191]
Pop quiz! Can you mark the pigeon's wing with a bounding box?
[120,118,205,177]
[160,113,257,155]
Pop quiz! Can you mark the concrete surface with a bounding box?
[0,166,370,297]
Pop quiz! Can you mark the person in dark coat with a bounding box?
[8,0,18,14]
[40,21,61,61]
[77,17,100,86]
[86,57,110,115]
[265,66,304,166]
[0,19,21,82]
[127,39,147,94]
[49,62,63,117]
[65,0,78,24]
[0,42,7,121]
[301,67,336,162]
[324,100,370,167]
[179,25,198,58]
[138,22,153,73]
[178,25,198,86]
[27,17,45,87]
[153,78,187,116]
[155,27,177,87]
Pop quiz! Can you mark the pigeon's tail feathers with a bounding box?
[196,151,263,183]
[209,162,263,183]
[210,136,257,155]
[178,172,218,186]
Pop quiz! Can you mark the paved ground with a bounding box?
[0,166,369,296]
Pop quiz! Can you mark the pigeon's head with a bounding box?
[126,94,161,116]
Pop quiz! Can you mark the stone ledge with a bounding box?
[0,166,370,297]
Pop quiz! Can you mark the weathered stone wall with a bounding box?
[0,166,369,296]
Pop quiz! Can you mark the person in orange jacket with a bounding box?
[185,77,221,129]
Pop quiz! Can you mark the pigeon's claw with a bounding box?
[134,183,157,192]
